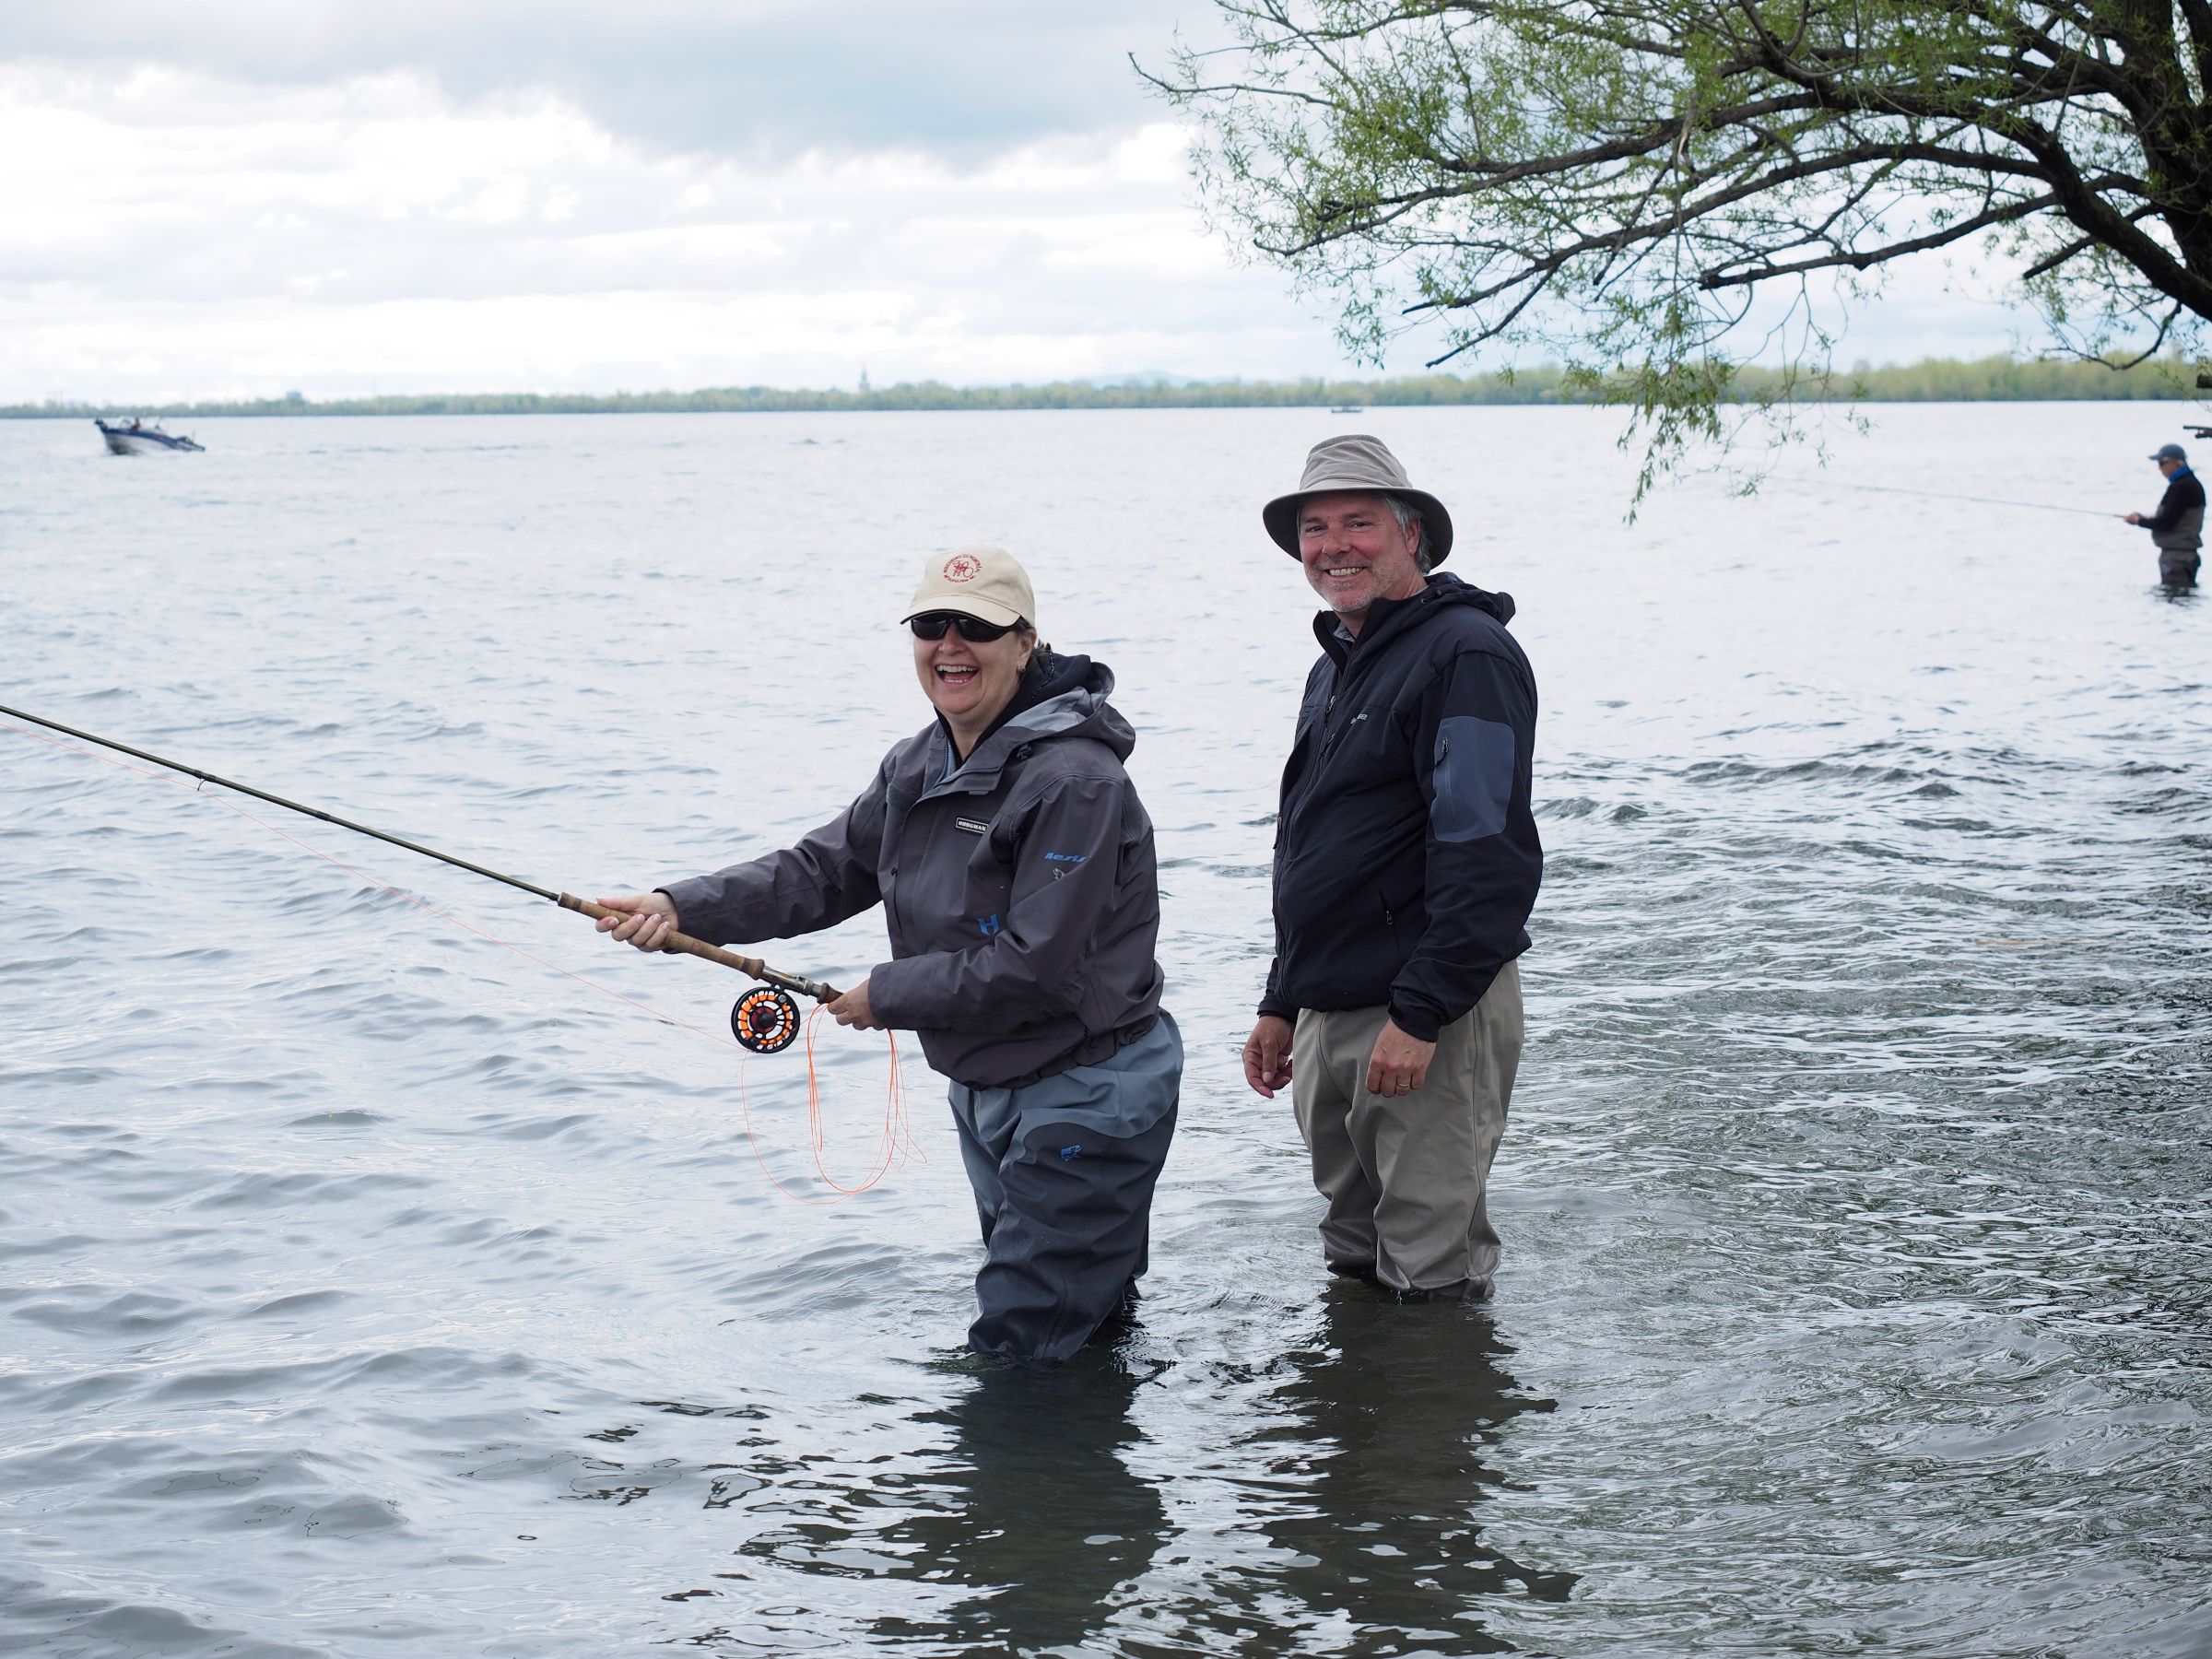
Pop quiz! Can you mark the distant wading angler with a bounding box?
[2122,441,2205,589]
[1242,436,1541,1301]
[598,548,1180,1363]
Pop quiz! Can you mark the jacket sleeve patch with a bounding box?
[1431,715,1516,843]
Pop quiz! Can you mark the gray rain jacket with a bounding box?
[659,656,1166,1089]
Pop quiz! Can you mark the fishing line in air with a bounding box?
[1799,477,2118,518]
[0,706,914,1202]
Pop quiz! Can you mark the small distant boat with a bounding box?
[1330,405,1364,415]
[96,418,204,455]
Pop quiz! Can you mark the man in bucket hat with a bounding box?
[1241,434,1542,1301]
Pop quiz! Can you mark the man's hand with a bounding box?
[1365,1018,1437,1098]
[595,891,677,951]
[2125,512,2146,524]
[1243,1015,1295,1098]
[828,977,884,1030]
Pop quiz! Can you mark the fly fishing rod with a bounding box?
[0,701,832,1054]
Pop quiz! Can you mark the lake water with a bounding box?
[2,403,2206,1657]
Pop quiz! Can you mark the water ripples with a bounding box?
[3,405,2208,1655]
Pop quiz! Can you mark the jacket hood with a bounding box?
[932,652,1133,791]
[1313,571,1515,662]
[1001,652,1134,758]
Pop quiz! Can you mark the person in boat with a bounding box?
[2123,441,2205,589]
[597,547,1180,1363]
[1241,434,1541,1302]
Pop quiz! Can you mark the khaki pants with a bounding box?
[1291,960,1523,1293]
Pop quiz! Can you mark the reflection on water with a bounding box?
[865,1356,1166,1654]
[1253,1286,1574,1654]
[732,1295,1573,1658]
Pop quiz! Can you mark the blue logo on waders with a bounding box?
[976,912,1000,936]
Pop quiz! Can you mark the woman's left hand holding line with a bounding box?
[828,979,883,1030]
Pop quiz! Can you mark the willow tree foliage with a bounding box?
[1144,0,2212,476]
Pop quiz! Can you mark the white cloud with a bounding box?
[0,0,1197,157]
[0,62,1352,399]
[0,20,2030,405]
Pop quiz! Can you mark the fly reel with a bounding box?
[731,985,803,1054]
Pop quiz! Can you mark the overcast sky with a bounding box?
[0,3,2030,402]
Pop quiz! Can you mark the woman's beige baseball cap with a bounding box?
[901,547,1036,629]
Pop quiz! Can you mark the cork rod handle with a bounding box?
[556,894,841,1002]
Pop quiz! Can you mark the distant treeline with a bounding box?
[6,355,2203,419]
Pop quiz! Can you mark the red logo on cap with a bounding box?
[943,553,982,583]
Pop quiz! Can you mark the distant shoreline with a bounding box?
[6,355,2202,419]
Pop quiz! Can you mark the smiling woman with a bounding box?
[908,576,1037,759]
[595,547,1182,1364]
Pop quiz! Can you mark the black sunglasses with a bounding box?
[911,611,1020,642]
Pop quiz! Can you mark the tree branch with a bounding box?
[1698,193,2056,287]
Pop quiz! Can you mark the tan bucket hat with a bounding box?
[901,546,1036,629]
[1262,433,1454,568]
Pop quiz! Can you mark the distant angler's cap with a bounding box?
[1263,433,1455,567]
[2151,441,2188,463]
[902,546,1036,630]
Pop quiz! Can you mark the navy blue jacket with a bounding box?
[1259,574,1541,1041]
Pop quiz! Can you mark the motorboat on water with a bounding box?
[95,418,204,454]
